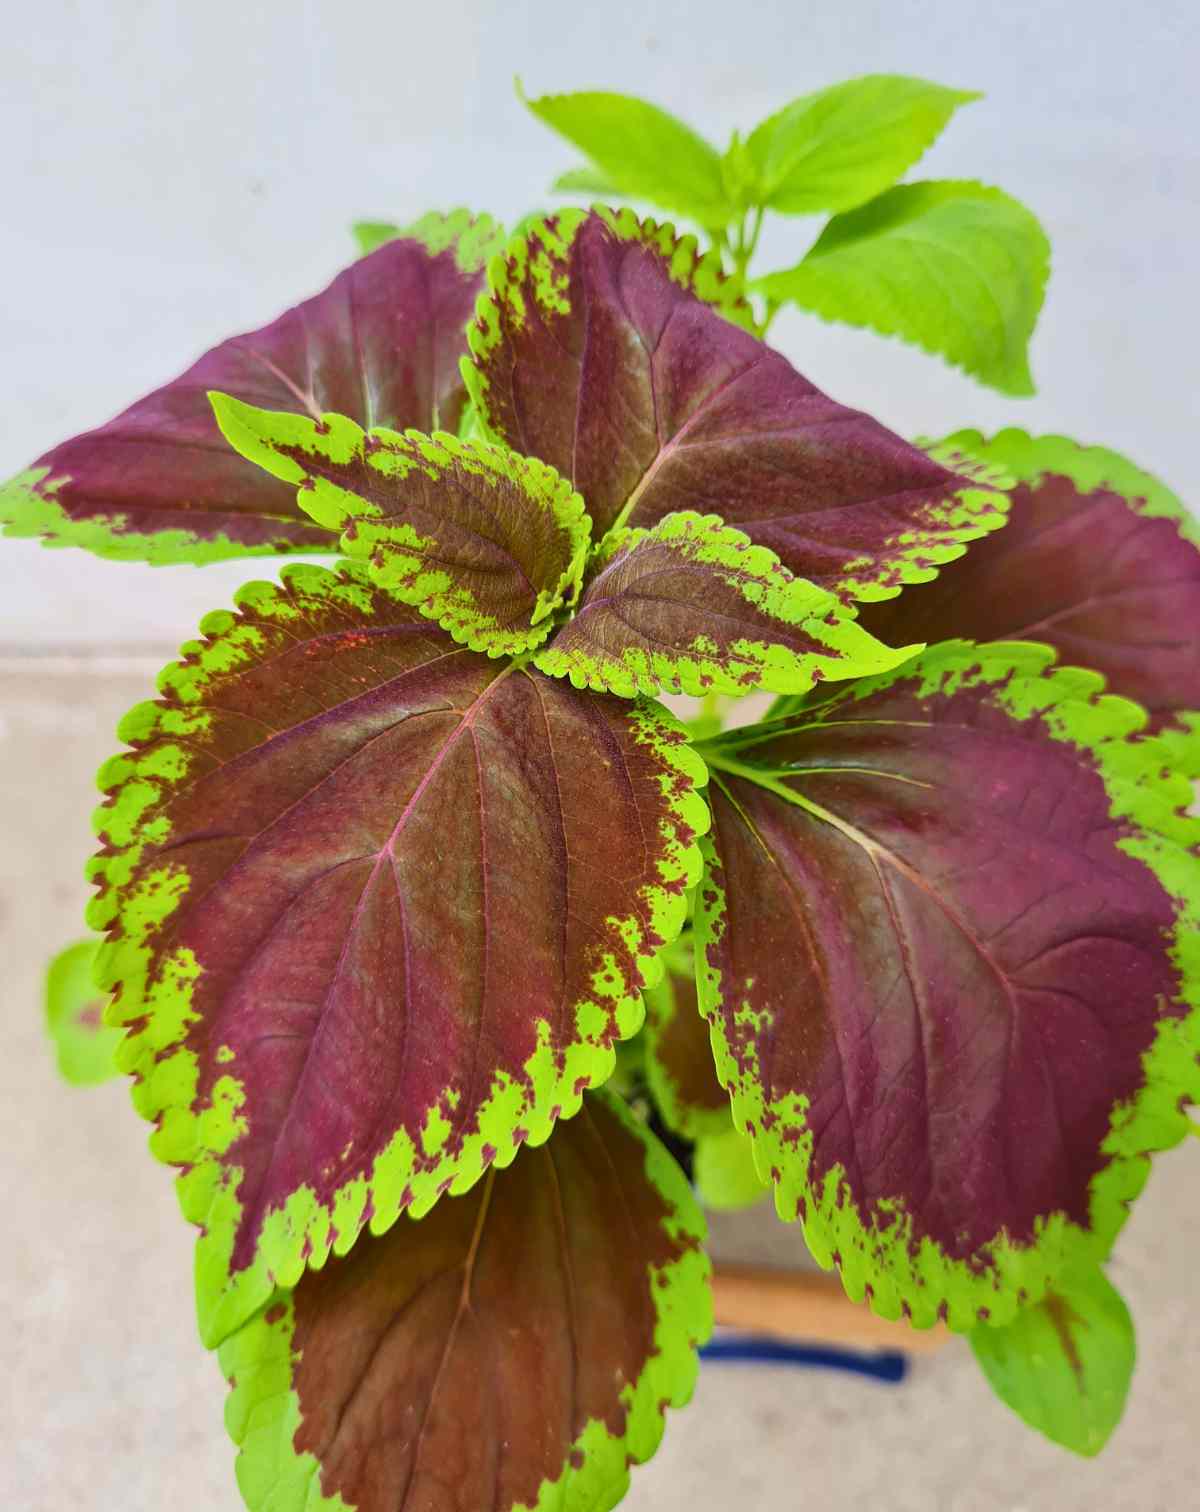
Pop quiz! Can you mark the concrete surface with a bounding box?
[1,662,1197,1510]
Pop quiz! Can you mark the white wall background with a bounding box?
[2,0,1198,645]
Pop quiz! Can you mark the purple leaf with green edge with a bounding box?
[1,215,496,566]
[533,511,919,698]
[856,430,1200,735]
[353,210,506,263]
[219,1090,710,1512]
[643,959,731,1142]
[209,393,591,657]
[695,640,1200,1330]
[464,209,1010,602]
[971,1262,1135,1456]
[45,938,122,1087]
[693,1125,771,1212]
[89,561,709,1348]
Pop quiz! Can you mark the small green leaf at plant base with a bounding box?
[519,84,732,228]
[756,181,1049,395]
[971,1264,1136,1456]
[45,939,121,1086]
[744,75,980,215]
[694,1126,770,1211]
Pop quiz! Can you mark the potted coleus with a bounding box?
[13,75,1199,1509]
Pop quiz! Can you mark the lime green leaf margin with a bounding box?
[696,640,1200,1330]
[219,1090,711,1512]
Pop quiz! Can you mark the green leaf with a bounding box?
[694,1126,770,1211]
[210,394,591,657]
[534,511,919,698]
[44,939,122,1086]
[219,1090,711,1512]
[971,1263,1136,1456]
[519,86,732,228]
[550,165,626,197]
[351,220,401,255]
[744,74,980,214]
[756,181,1050,396]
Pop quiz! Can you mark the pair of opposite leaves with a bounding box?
[529,75,1051,397]
[10,208,1200,1510]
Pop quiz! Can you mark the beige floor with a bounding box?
[3,662,1197,1512]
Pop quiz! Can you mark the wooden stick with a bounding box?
[710,1264,950,1355]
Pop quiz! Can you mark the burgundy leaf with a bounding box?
[857,429,1200,731]
[221,1092,710,1512]
[3,223,490,563]
[91,563,708,1345]
[466,208,1006,600]
[697,641,1200,1327]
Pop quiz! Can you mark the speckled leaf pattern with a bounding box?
[465,209,1009,602]
[220,1091,711,1512]
[1,216,495,564]
[696,641,1200,1329]
[858,430,1200,733]
[210,394,590,656]
[533,511,917,697]
[90,563,708,1347]
[971,1262,1135,1456]
[44,938,122,1087]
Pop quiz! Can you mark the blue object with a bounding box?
[700,1333,908,1383]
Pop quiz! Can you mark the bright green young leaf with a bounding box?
[210,394,590,657]
[694,1126,770,1211]
[745,75,980,214]
[519,86,732,228]
[971,1263,1136,1456]
[550,165,626,197]
[45,939,122,1086]
[756,181,1050,395]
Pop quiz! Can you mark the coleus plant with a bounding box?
[8,73,1200,1509]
